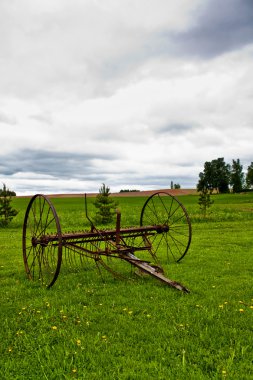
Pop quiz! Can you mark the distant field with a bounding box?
[17,188,197,198]
[1,192,253,379]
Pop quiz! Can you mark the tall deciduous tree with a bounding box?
[230,159,245,193]
[197,158,230,193]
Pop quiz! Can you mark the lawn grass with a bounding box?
[1,193,253,379]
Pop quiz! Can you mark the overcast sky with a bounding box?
[1,0,253,195]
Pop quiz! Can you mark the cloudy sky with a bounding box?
[1,0,253,195]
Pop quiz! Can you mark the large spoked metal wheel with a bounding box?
[22,194,62,287]
[140,192,191,264]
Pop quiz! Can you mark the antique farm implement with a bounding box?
[22,192,192,292]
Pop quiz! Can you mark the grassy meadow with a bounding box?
[1,192,253,379]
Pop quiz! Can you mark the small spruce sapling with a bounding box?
[0,184,19,227]
[94,184,118,224]
[198,188,214,218]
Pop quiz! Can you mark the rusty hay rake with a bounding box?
[22,191,192,292]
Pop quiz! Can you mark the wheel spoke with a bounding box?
[23,194,62,287]
[140,192,191,263]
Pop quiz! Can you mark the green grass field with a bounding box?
[1,193,253,379]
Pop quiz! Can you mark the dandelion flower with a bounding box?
[51,326,57,330]
[76,339,81,346]
[239,309,245,313]
[249,306,253,309]
[128,310,133,315]
[72,368,77,373]
[219,305,224,309]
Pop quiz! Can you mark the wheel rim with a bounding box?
[140,192,192,263]
[22,194,62,287]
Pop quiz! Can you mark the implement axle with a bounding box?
[32,224,169,246]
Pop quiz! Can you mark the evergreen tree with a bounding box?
[246,162,253,188]
[94,184,118,224]
[0,184,19,227]
[213,158,230,193]
[230,159,245,193]
[198,188,214,217]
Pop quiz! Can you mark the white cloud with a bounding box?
[0,0,202,99]
[0,0,253,194]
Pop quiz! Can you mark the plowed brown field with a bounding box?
[45,189,197,198]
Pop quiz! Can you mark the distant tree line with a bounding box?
[170,181,181,190]
[197,158,253,193]
[119,189,140,193]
